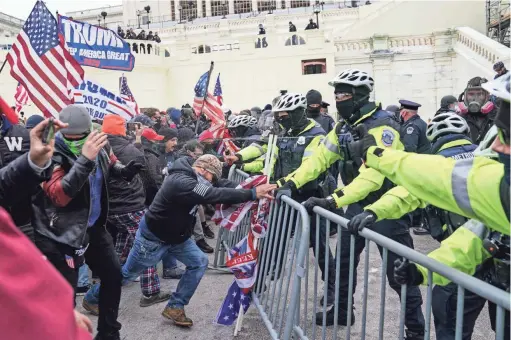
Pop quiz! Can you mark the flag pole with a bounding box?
[195,61,215,135]
[0,58,8,75]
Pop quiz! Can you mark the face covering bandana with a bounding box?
[336,99,355,122]
[498,152,510,185]
[307,107,321,118]
[277,116,293,131]
[63,136,87,156]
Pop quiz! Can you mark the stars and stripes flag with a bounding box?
[119,74,140,116]
[217,138,240,156]
[216,233,257,326]
[192,71,225,128]
[6,1,84,118]
[65,255,75,269]
[214,73,223,106]
[212,175,269,232]
[14,82,29,113]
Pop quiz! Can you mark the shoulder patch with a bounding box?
[381,129,395,147]
[406,126,414,135]
[193,183,210,197]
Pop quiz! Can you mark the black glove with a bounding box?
[347,210,377,235]
[302,196,336,214]
[120,160,145,182]
[275,181,297,201]
[347,125,379,165]
[393,259,423,286]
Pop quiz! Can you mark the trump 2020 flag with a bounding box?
[216,233,257,325]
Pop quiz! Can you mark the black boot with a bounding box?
[202,222,215,239]
[405,330,424,340]
[196,238,214,253]
[315,306,355,326]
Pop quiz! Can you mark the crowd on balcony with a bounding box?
[118,26,161,43]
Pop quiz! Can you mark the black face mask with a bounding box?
[498,152,510,185]
[307,106,321,117]
[154,118,162,131]
[336,98,355,122]
[277,116,293,131]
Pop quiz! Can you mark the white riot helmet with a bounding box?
[227,114,257,128]
[426,113,470,142]
[273,93,307,112]
[474,125,499,159]
[482,73,510,103]
[328,69,374,92]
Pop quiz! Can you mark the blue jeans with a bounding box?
[85,217,208,309]
[77,263,90,287]
[162,255,179,270]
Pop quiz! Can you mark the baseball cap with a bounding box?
[193,154,222,179]
[132,114,155,127]
[59,104,92,135]
[141,128,164,141]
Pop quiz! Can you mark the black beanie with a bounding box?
[306,90,322,106]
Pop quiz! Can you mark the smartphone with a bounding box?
[127,122,141,131]
[42,118,55,145]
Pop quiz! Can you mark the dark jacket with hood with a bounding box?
[35,136,119,249]
[144,157,256,245]
[0,119,32,232]
[107,135,146,214]
[136,139,164,206]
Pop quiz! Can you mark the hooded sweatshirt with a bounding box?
[144,157,255,244]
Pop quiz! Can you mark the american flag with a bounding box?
[192,71,224,126]
[6,1,84,118]
[119,75,140,116]
[216,233,257,326]
[14,82,29,113]
[65,255,75,269]
[214,73,223,106]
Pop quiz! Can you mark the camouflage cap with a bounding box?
[193,154,222,179]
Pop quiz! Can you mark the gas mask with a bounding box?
[461,87,493,114]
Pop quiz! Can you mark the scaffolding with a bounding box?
[487,0,510,47]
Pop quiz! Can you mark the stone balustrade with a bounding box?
[455,26,510,65]
[124,39,169,57]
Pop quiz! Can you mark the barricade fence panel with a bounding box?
[214,167,510,339]
[212,166,251,270]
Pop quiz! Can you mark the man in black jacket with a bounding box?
[37,105,143,340]
[102,114,169,307]
[0,103,31,237]
[85,154,276,328]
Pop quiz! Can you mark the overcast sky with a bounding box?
[0,0,122,19]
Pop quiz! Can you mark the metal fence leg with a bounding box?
[455,286,465,340]
[360,238,370,340]
[496,305,505,340]
[312,214,320,340]
[424,271,433,340]
[333,224,343,340]
[399,283,407,340]
[345,234,356,340]
[321,218,331,340]
[379,248,388,340]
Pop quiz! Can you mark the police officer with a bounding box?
[282,69,425,337]
[398,100,431,154]
[306,90,335,133]
[320,101,330,114]
[347,73,511,340]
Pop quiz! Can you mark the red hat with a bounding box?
[0,96,19,124]
[142,127,164,141]
[0,207,92,340]
[199,129,214,142]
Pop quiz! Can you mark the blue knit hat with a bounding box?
[25,115,45,129]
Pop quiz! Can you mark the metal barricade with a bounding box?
[252,195,311,340]
[212,166,252,271]
[287,206,511,340]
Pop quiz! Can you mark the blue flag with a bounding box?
[215,280,252,326]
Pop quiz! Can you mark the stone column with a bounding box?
[206,0,213,16]
[252,0,258,12]
[285,0,291,10]
[174,0,180,21]
[228,0,235,14]
[370,34,393,105]
[197,0,203,17]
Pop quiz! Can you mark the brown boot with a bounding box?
[82,299,99,316]
[162,306,193,327]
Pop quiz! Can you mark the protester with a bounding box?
[25,114,45,130]
[40,105,143,340]
[305,18,318,30]
[84,155,276,328]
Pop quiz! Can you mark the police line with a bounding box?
[219,166,510,340]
